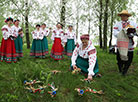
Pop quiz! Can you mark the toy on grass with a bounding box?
[48,82,58,97]
[85,87,104,94]
[72,68,81,74]
[51,70,61,74]
[75,88,84,96]
[94,74,102,78]
[24,80,41,85]
[80,78,93,84]
[24,80,46,94]
[25,85,47,94]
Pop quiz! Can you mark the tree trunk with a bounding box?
[60,0,66,29]
[103,0,109,50]
[88,18,91,34]
[25,0,30,48]
[76,0,79,41]
[99,0,103,48]
[109,10,114,47]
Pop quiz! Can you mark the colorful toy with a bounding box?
[80,79,92,83]
[24,80,46,94]
[85,87,104,94]
[51,70,61,74]
[25,86,46,93]
[48,82,58,97]
[94,74,102,78]
[75,88,84,96]
[72,68,81,74]
[24,80,41,85]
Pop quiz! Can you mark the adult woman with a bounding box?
[30,24,45,58]
[64,25,76,57]
[71,34,99,80]
[0,17,17,63]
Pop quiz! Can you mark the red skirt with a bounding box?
[0,38,17,63]
[50,38,63,60]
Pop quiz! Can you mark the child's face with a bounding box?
[7,20,13,25]
[56,24,61,29]
[15,21,19,26]
[41,25,46,29]
[36,26,40,30]
[69,27,73,31]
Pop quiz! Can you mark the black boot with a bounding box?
[122,66,129,76]
[117,63,123,73]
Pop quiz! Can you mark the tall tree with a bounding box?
[25,0,30,48]
[103,0,109,50]
[60,0,67,28]
[99,0,103,48]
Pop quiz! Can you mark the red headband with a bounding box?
[80,34,89,40]
[5,17,13,23]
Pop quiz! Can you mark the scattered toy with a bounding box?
[48,82,58,97]
[94,74,102,78]
[72,68,81,74]
[24,80,41,85]
[75,88,84,96]
[80,78,93,83]
[51,70,61,74]
[85,87,104,94]
[24,80,46,94]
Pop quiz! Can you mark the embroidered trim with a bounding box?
[88,49,96,55]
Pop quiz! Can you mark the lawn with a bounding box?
[0,45,138,102]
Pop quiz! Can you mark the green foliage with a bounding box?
[0,45,138,102]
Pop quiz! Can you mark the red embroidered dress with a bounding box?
[0,25,17,63]
[50,29,64,60]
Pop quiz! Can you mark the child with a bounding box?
[0,17,17,63]
[50,22,65,60]
[30,24,45,58]
[64,25,76,57]
[41,23,49,56]
[12,19,24,59]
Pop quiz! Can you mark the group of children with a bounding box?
[0,10,136,81]
[30,22,76,60]
[0,17,98,80]
[0,17,77,63]
[0,17,23,63]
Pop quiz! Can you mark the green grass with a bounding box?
[0,45,138,102]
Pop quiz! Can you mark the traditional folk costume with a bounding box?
[12,25,24,58]
[113,10,137,75]
[41,28,49,55]
[0,24,17,63]
[30,30,46,58]
[51,29,64,60]
[71,36,99,76]
[64,30,76,57]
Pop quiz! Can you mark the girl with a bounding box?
[0,17,17,63]
[51,22,65,60]
[41,23,49,56]
[30,24,45,58]
[64,25,76,57]
[12,19,24,59]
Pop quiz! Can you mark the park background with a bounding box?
[0,0,138,102]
